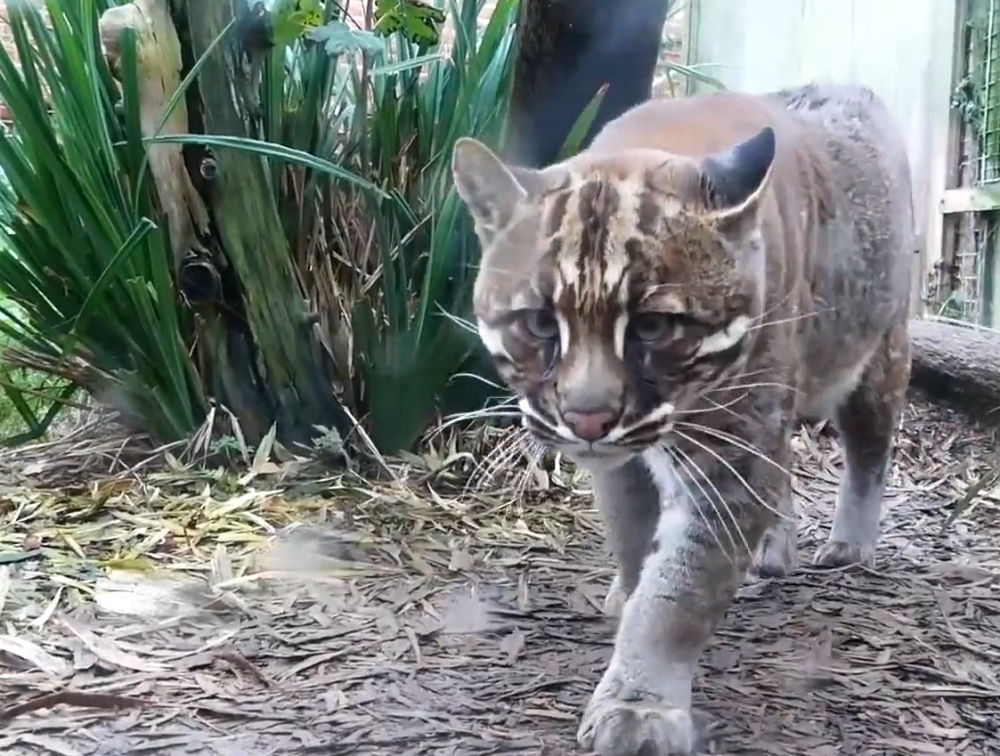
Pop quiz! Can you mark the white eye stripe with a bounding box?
[477,318,511,359]
[555,311,571,355]
[694,315,751,357]
[613,312,629,359]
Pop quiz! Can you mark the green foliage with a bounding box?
[259,0,520,452]
[374,0,448,46]
[0,0,204,443]
[0,0,678,456]
[556,83,608,162]
[271,0,325,46]
[0,301,78,444]
[0,0,517,454]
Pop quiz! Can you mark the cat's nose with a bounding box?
[563,409,619,442]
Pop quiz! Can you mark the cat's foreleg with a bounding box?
[578,437,782,756]
[590,456,661,618]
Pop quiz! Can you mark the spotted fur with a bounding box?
[452,83,914,755]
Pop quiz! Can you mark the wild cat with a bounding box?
[451,83,913,755]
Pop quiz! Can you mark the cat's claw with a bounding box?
[813,539,872,568]
[578,692,697,756]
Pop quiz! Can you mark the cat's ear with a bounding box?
[452,138,545,235]
[698,126,776,226]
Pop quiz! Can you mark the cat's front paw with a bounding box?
[578,686,697,756]
[813,539,873,568]
[603,574,627,618]
[756,528,796,578]
[754,517,797,579]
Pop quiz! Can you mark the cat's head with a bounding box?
[451,127,776,467]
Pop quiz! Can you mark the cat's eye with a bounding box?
[630,312,673,342]
[523,308,560,341]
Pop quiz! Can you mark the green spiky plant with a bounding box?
[0,0,527,456]
[0,0,698,459]
[259,0,527,453]
[0,0,204,444]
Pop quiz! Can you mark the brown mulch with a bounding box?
[1,398,999,755]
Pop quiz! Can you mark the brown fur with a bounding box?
[453,83,914,755]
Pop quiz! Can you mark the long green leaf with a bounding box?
[0,0,201,442]
[140,133,387,196]
[556,83,609,161]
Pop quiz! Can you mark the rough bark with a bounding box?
[100,0,211,270]
[507,0,672,168]
[181,0,352,450]
[909,319,1000,423]
[103,0,350,452]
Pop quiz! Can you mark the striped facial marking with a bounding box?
[452,134,775,459]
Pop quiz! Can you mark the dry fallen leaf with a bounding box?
[0,634,72,678]
[93,571,204,618]
[0,398,995,756]
[60,621,166,673]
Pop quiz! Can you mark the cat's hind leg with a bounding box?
[815,320,910,567]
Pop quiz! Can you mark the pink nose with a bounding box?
[563,409,618,442]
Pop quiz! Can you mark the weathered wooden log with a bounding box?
[176,0,353,450]
[908,318,1000,423]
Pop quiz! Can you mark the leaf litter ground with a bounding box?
[0,397,999,755]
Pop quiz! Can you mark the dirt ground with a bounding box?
[1,398,1000,755]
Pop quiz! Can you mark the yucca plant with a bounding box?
[256,0,524,453]
[0,0,204,444]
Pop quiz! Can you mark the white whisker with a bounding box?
[674,392,750,416]
[675,421,792,477]
[672,428,793,523]
[748,308,829,332]
[430,408,522,439]
[518,397,576,442]
[606,401,675,443]
[667,446,744,562]
[702,381,797,394]
[513,442,546,500]
[467,428,530,493]
[691,396,767,432]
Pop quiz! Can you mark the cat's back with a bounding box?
[772,83,915,275]
[591,84,912,235]
[770,84,915,378]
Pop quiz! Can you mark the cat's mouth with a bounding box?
[517,396,675,459]
[524,423,671,471]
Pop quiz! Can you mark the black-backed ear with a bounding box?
[699,126,776,222]
[452,137,544,236]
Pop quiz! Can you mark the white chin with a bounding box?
[566,449,635,473]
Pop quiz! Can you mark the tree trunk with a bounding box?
[909,319,1000,423]
[156,0,350,452]
[507,0,672,168]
